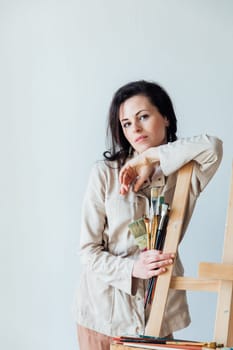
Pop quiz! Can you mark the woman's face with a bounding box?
[119,94,169,154]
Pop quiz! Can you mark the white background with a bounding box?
[0,1,233,349]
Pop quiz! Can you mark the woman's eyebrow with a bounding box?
[120,109,148,122]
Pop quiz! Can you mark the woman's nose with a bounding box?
[132,120,142,132]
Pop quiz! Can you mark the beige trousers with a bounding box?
[77,324,112,350]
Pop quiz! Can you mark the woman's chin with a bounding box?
[134,145,150,154]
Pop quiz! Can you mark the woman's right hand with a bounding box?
[119,147,160,195]
[132,249,175,279]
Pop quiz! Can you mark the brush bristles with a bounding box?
[151,187,158,199]
[128,218,147,238]
[161,203,169,216]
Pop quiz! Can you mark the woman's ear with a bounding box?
[164,116,170,127]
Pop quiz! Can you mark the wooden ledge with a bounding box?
[199,262,233,281]
[170,276,219,292]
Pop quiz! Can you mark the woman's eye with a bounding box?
[123,122,131,128]
[139,114,149,121]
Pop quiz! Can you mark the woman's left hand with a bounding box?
[119,151,158,195]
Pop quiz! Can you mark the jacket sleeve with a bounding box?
[159,134,223,243]
[158,134,223,194]
[79,161,135,295]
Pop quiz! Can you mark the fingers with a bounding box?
[119,166,138,194]
[119,159,154,195]
[132,250,175,279]
[119,166,137,185]
[132,176,143,192]
[142,250,175,262]
[146,267,168,279]
[120,184,129,195]
[148,258,173,270]
[146,256,174,272]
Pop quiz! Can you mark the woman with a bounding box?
[73,80,223,350]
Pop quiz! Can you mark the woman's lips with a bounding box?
[135,135,148,143]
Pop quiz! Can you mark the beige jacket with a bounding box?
[73,134,223,337]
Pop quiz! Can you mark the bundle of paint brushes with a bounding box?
[128,187,170,307]
[112,335,222,350]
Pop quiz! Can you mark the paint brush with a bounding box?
[128,217,147,250]
[150,187,158,214]
[150,188,159,249]
[145,202,170,307]
[144,216,151,250]
[155,203,169,250]
[152,195,164,248]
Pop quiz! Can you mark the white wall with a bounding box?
[0,1,233,349]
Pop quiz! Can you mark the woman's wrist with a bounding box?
[142,147,160,165]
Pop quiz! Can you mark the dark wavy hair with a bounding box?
[103,80,177,166]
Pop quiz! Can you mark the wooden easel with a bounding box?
[111,162,233,349]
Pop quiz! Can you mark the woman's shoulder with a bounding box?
[89,159,120,179]
[85,159,120,195]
